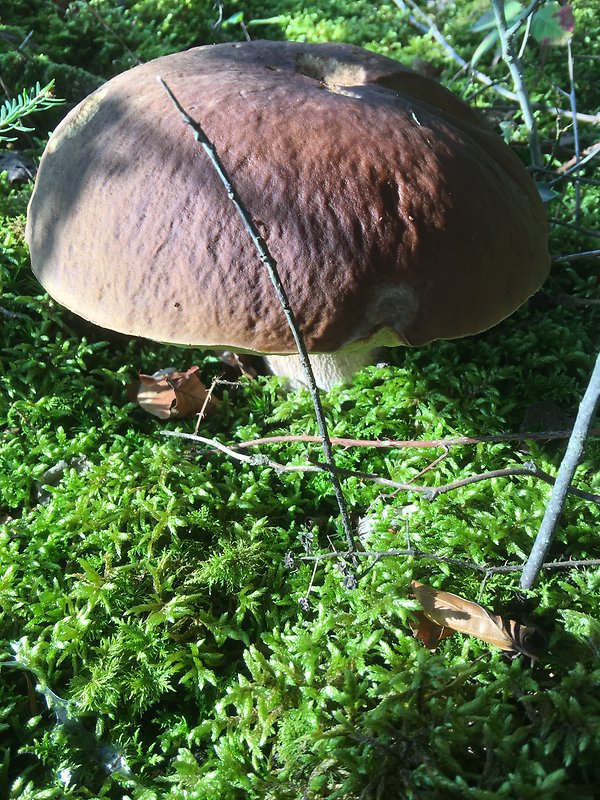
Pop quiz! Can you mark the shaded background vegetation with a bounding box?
[1,0,599,797]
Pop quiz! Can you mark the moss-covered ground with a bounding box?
[1,0,599,797]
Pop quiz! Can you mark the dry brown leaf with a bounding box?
[409,611,455,650]
[410,581,539,658]
[131,366,218,420]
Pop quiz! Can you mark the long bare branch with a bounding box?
[392,0,599,125]
[491,0,543,171]
[158,78,357,555]
[298,549,600,575]
[552,250,600,264]
[521,352,600,589]
[162,431,600,504]
[232,428,600,451]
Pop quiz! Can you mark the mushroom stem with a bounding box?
[265,350,375,391]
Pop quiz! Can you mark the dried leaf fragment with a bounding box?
[131,366,218,420]
[409,611,455,650]
[410,581,540,659]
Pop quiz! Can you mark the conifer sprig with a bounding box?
[0,80,64,142]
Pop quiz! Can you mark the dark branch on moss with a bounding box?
[521,351,600,589]
[230,427,600,451]
[391,0,600,125]
[163,430,600,504]
[297,549,600,577]
[491,0,543,171]
[552,250,600,264]
[158,77,357,555]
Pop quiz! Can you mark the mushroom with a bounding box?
[26,40,550,390]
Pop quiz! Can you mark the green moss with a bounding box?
[1,0,600,796]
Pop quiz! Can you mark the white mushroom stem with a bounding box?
[264,350,375,391]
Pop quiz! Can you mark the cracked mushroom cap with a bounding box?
[26,40,550,377]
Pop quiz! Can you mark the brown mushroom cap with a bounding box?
[26,40,550,364]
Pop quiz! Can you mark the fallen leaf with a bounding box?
[409,611,455,650]
[131,366,218,420]
[410,581,540,659]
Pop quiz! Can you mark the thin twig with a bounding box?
[232,428,600,451]
[556,141,600,175]
[82,0,142,65]
[565,38,581,219]
[550,143,600,186]
[162,430,320,473]
[549,219,600,240]
[18,30,33,52]
[298,548,600,576]
[553,294,600,309]
[391,0,599,125]
[505,0,543,41]
[491,0,543,172]
[157,78,356,554]
[552,250,600,264]
[516,6,536,59]
[536,106,596,126]
[162,430,600,504]
[211,0,224,28]
[0,306,30,320]
[300,559,320,610]
[310,461,600,503]
[521,352,600,589]
[194,377,220,434]
[407,447,449,483]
